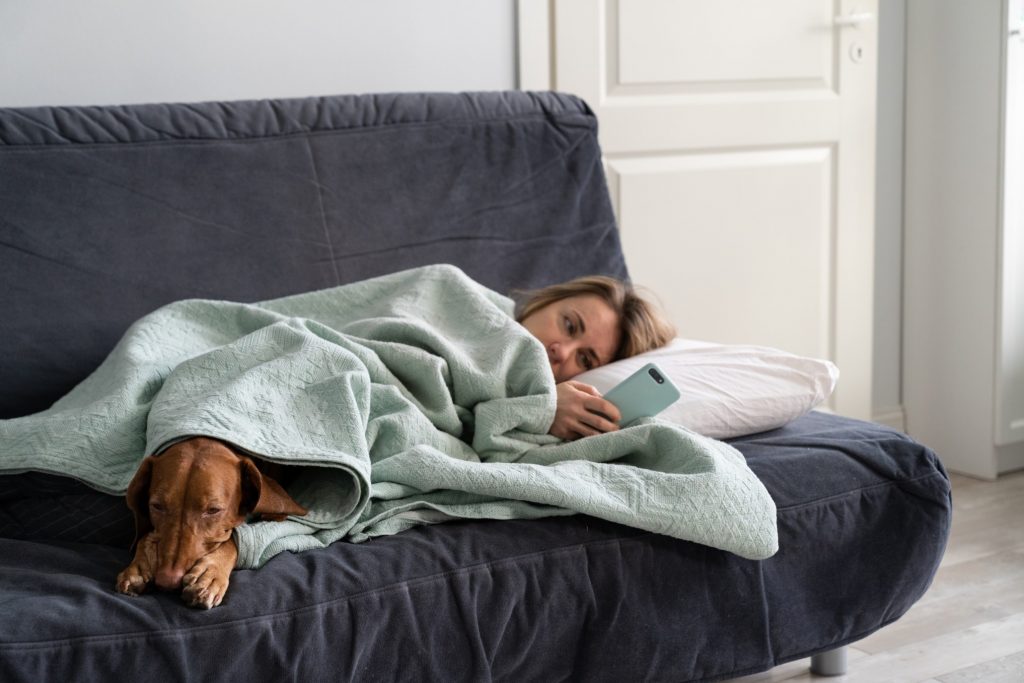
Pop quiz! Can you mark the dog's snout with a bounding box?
[155,567,185,591]
[117,438,305,607]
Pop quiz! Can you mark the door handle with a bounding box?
[834,12,874,27]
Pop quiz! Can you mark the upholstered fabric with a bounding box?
[0,91,625,418]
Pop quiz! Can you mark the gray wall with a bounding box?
[0,0,516,106]
[0,0,905,423]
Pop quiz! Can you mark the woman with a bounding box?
[516,276,675,441]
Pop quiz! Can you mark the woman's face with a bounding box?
[520,295,621,382]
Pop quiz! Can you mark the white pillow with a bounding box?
[574,338,839,439]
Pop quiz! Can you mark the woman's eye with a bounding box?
[564,316,575,334]
[579,352,593,371]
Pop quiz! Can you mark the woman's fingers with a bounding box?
[568,380,601,397]
[583,397,621,427]
[566,382,622,426]
[571,403,619,436]
[580,413,618,434]
[551,380,625,440]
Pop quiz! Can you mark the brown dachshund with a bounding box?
[115,437,307,608]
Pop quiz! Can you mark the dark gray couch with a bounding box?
[0,91,951,682]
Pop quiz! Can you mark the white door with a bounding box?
[519,0,878,420]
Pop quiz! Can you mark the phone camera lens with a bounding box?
[649,368,664,384]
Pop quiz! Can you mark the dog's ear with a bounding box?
[239,458,308,521]
[125,456,156,548]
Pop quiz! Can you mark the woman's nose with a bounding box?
[548,342,569,364]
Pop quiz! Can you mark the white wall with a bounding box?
[0,0,906,423]
[0,0,516,107]
[873,0,906,424]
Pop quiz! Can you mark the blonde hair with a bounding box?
[515,275,676,361]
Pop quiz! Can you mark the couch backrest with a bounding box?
[0,91,625,417]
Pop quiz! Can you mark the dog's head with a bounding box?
[125,437,307,590]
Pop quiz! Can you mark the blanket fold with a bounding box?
[0,264,778,567]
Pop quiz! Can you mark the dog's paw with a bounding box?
[181,559,230,609]
[115,565,151,596]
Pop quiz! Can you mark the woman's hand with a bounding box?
[549,380,622,441]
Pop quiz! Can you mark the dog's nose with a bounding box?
[154,567,185,591]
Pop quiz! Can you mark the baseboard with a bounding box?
[997,441,1024,475]
[872,406,906,432]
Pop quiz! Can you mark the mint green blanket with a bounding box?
[0,265,778,567]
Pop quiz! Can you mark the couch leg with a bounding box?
[810,646,848,676]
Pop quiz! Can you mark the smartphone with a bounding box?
[602,362,680,427]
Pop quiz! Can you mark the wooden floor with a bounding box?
[728,470,1024,683]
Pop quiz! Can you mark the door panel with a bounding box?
[609,147,833,361]
[616,0,834,91]
[521,0,877,419]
